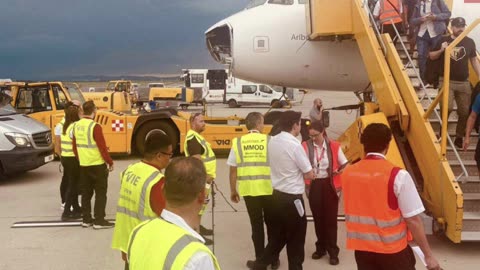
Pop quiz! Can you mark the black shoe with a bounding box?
[204,237,214,246]
[71,211,82,220]
[454,137,463,149]
[200,225,213,236]
[271,259,280,270]
[93,220,114,230]
[246,260,255,269]
[311,251,326,260]
[61,212,74,221]
[329,257,340,265]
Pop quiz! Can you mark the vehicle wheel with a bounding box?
[135,121,178,155]
[271,99,281,108]
[280,100,289,108]
[228,99,237,108]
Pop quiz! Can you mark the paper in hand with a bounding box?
[411,245,427,266]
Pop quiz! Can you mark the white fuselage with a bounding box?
[206,0,480,92]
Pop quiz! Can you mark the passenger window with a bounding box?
[298,0,306,4]
[52,86,68,110]
[117,83,127,92]
[260,85,272,94]
[106,83,116,91]
[242,85,257,94]
[268,0,294,5]
[191,74,205,84]
[15,87,52,113]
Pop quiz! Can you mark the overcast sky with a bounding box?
[0,0,249,79]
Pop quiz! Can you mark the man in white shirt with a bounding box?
[253,111,314,270]
[342,123,441,270]
[127,157,220,270]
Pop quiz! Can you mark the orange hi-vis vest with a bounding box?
[342,155,410,254]
[379,0,402,25]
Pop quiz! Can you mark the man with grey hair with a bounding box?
[309,98,324,122]
[127,157,220,270]
[228,112,279,269]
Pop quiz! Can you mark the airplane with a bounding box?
[205,0,480,92]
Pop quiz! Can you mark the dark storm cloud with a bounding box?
[0,0,248,79]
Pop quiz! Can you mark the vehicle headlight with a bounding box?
[5,132,32,147]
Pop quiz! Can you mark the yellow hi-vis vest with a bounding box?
[61,122,75,157]
[127,218,221,270]
[74,118,104,166]
[232,133,273,197]
[184,130,216,179]
[111,162,164,253]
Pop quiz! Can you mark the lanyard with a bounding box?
[314,145,325,168]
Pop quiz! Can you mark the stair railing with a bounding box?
[362,0,470,180]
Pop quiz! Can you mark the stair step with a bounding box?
[447,150,476,161]
[464,193,480,200]
[447,146,476,151]
[450,160,479,176]
[399,51,419,60]
[450,160,477,166]
[462,212,480,232]
[464,194,480,212]
[460,181,480,193]
[463,211,480,220]
[461,231,480,241]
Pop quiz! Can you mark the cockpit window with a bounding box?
[246,0,267,9]
[268,0,294,5]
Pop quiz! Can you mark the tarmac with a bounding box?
[1,91,479,270]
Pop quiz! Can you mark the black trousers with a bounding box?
[244,195,278,261]
[61,156,81,214]
[308,178,339,258]
[382,22,404,46]
[60,162,68,204]
[255,190,307,270]
[355,245,416,270]
[80,163,108,222]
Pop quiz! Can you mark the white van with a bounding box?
[182,69,227,104]
[225,78,285,108]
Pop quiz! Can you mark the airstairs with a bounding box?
[307,0,480,242]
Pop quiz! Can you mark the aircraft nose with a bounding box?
[205,23,232,65]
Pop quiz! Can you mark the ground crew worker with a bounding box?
[342,123,441,270]
[227,112,280,270]
[254,111,314,270]
[127,157,221,270]
[302,120,348,266]
[374,0,404,45]
[112,131,173,270]
[54,100,82,210]
[184,112,215,243]
[60,103,82,221]
[73,100,114,229]
[309,98,324,122]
